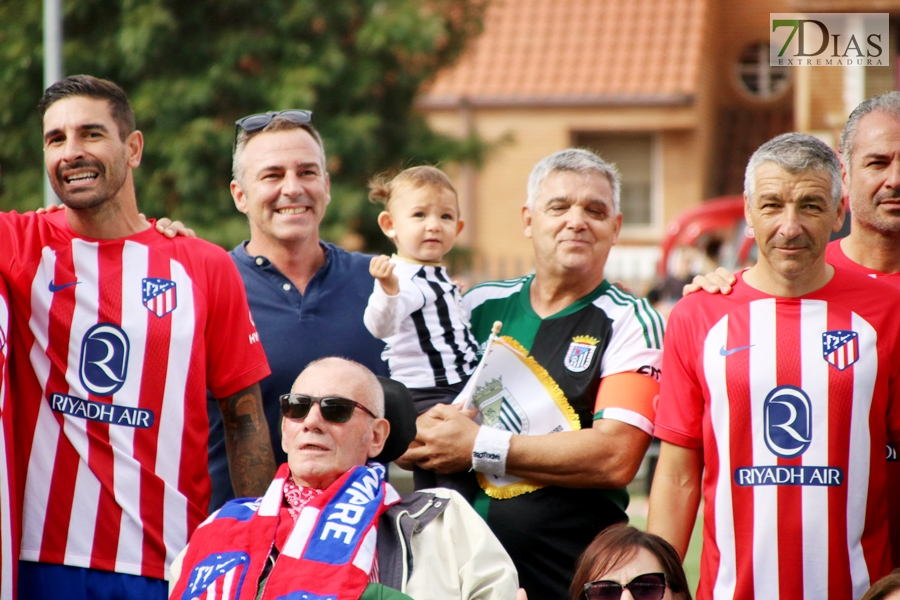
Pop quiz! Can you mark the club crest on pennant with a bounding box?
[142,278,177,318]
[564,335,599,373]
[822,330,859,371]
[473,376,528,434]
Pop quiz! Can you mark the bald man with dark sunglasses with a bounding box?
[174,357,519,600]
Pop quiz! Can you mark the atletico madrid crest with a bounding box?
[142,278,178,318]
[183,551,250,600]
[822,330,859,371]
[564,335,600,373]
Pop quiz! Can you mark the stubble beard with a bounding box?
[50,156,125,212]
[854,192,900,237]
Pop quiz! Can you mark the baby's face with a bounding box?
[386,185,463,263]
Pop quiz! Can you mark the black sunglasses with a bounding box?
[233,110,313,148]
[583,573,667,600]
[279,393,377,424]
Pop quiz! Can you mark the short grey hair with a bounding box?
[525,148,621,214]
[744,133,841,205]
[232,117,326,187]
[299,357,385,418]
[840,91,900,168]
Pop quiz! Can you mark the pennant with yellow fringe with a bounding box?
[455,332,580,499]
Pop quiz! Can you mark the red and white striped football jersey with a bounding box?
[0,211,269,580]
[0,279,18,598]
[827,239,900,570]
[826,240,900,285]
[656,268,900,600]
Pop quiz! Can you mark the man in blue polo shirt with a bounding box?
[207,111,388,509]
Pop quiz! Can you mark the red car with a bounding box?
[658,196,753,280]
[656,195,849,295]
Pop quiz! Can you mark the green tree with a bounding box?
[0,0,487,252]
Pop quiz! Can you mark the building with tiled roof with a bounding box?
[423,0,701,107]
[418,0,899,288]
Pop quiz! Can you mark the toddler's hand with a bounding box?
[369,255,399,296]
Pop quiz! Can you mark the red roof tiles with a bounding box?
[421,0,707,107]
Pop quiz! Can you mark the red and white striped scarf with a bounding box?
[171,463,399,599]
[281,478,381,583]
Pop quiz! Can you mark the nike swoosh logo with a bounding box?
[48,280,81,293]
[719,344,754,356]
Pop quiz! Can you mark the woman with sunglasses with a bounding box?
[571,524,692,600]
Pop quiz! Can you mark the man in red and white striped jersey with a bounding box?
[688,92,900,572]
[0,279,18,599]
[0,75,276,600]
[648,133,900,600]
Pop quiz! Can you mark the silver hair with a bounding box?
[298,357,385,418]
[840,91,900,168]
[525,148,621,213]
[232,117,326,187]
[744,133,841,204]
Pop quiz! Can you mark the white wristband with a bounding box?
[472,426,513,477]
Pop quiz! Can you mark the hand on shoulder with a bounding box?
[682,267,736,296]
[153,216,196,239]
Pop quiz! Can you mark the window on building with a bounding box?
[571,132,656,229]
[711,108,793,196]
[736,42,791,99]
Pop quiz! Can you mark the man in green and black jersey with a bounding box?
[403,149,664,600]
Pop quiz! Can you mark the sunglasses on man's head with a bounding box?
[279,393,377,423]
[233,109,313,148]
[583,573,667,600]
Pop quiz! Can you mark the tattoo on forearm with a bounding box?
[223,390,260,434]
[218,384,276,497]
